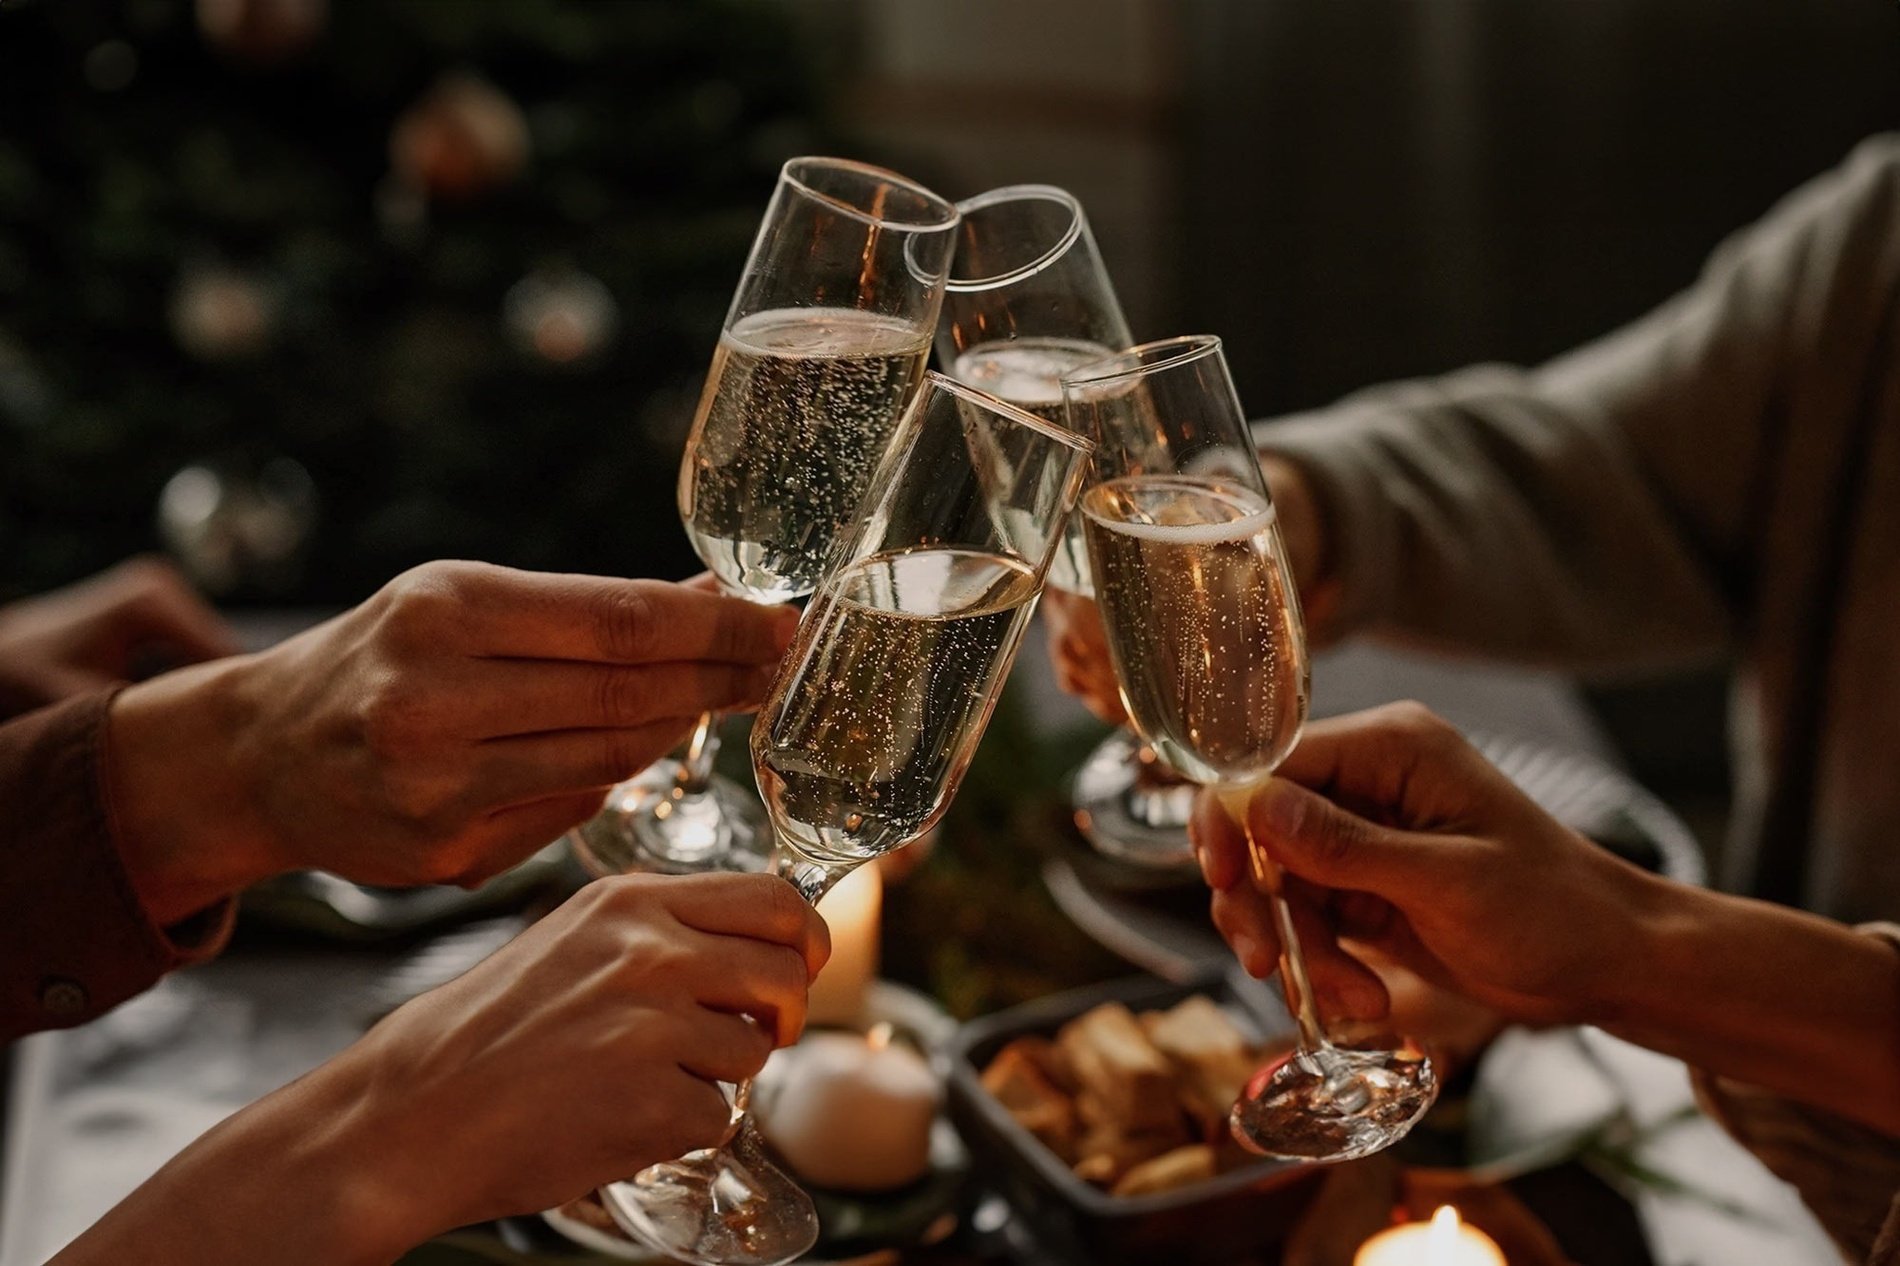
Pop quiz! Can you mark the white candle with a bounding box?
[1354,1206,1507,1266]
[806,864,880,1028]
[758,1024,939,1192]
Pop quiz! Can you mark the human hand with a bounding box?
[49,872,831,1266]
[1044,456,1329,723]
[1190,702,1650,1029]
[346,872,829,1229]
[0,557,237,712]
[108,561,799,922]
[1044,588,1126,724]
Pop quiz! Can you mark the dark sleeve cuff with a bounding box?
[0,690,235,1043]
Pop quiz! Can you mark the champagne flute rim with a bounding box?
[780,156,960,233]
[943,183,1085,293]
[1060,333,1226,390]
[921,369,1096,455]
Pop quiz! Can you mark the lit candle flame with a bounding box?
[866,1021,895,1051]
[1427,1206,1461,1266]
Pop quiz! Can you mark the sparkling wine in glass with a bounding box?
[569,158,957,880]
[756,370,1092,894]
[599,372,1091,1266]
[581,159,958,1266]
[936,185,1201,868]
[1067,336,1437,1162]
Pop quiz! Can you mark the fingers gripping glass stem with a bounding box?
[1218,785,1327,1055]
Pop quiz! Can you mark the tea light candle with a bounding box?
[1355,1206,1506,1266]
[807,863,881,1028]
[758,1024,939,1192]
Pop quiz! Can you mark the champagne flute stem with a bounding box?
[705,846,851,1143]
[771,845,853,906]
[674,712,721,795]
[1222,786,1330,1055]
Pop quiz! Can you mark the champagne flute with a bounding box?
[1065,336,1437,1162]
[601,373,1093,1264]
[569,157,959,878]
[937,186,1199,868]
[938,185,1131,593]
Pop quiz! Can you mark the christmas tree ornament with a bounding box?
[504,267,618,364]
[158,457,318,596]
[390,74,530,202]
[169,264,277,360]
[196,0,328,64]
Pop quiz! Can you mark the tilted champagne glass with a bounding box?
[1064,336,1437,1162]
[936,186,1200,868]
[601,372,1093,1264]
[569,157,959,878]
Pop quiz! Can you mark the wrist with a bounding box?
[107,656,280,925]
[1568,857,1682,1029]
[1594,878,1900,1131]
[281,1045,452,1263]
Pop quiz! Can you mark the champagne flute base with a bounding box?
[568,764,771,877]
[600,1119,818,1266]
[1230,1044,1437,1163]
[1070,728,1197,868]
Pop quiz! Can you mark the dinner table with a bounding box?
[0,615,1843,1266]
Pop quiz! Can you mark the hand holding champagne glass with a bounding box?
[570,158,958,877]
[599,373,1092,1265]
[1064,336,1437,1162]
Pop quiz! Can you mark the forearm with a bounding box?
[1257,370,1736,671]
[1254,145,1900,670]
[1606,874,1900,1135]
[49,1049,432,1266]
[107,655,281,925]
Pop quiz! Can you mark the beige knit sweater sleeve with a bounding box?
[1258,135,1900,673]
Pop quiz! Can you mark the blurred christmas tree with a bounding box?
[0,0,1135,1018]
[0,0,834,601]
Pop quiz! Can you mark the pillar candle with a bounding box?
[806,863,881,1028]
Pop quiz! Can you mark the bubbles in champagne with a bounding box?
[681,308,931,602]
[950,337,1115,596]
[752,547,1041,864]
[1082,475,1309,786]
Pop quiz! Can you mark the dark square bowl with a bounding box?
[945,967,1324,1264]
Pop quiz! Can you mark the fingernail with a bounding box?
[1253,778,1304,837]
[1232,933,1263,978]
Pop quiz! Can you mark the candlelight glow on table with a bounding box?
[1354,1205,1507,1266]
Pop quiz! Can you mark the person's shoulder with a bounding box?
[1735,133,1900,268]
[1840,133,1900,186]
